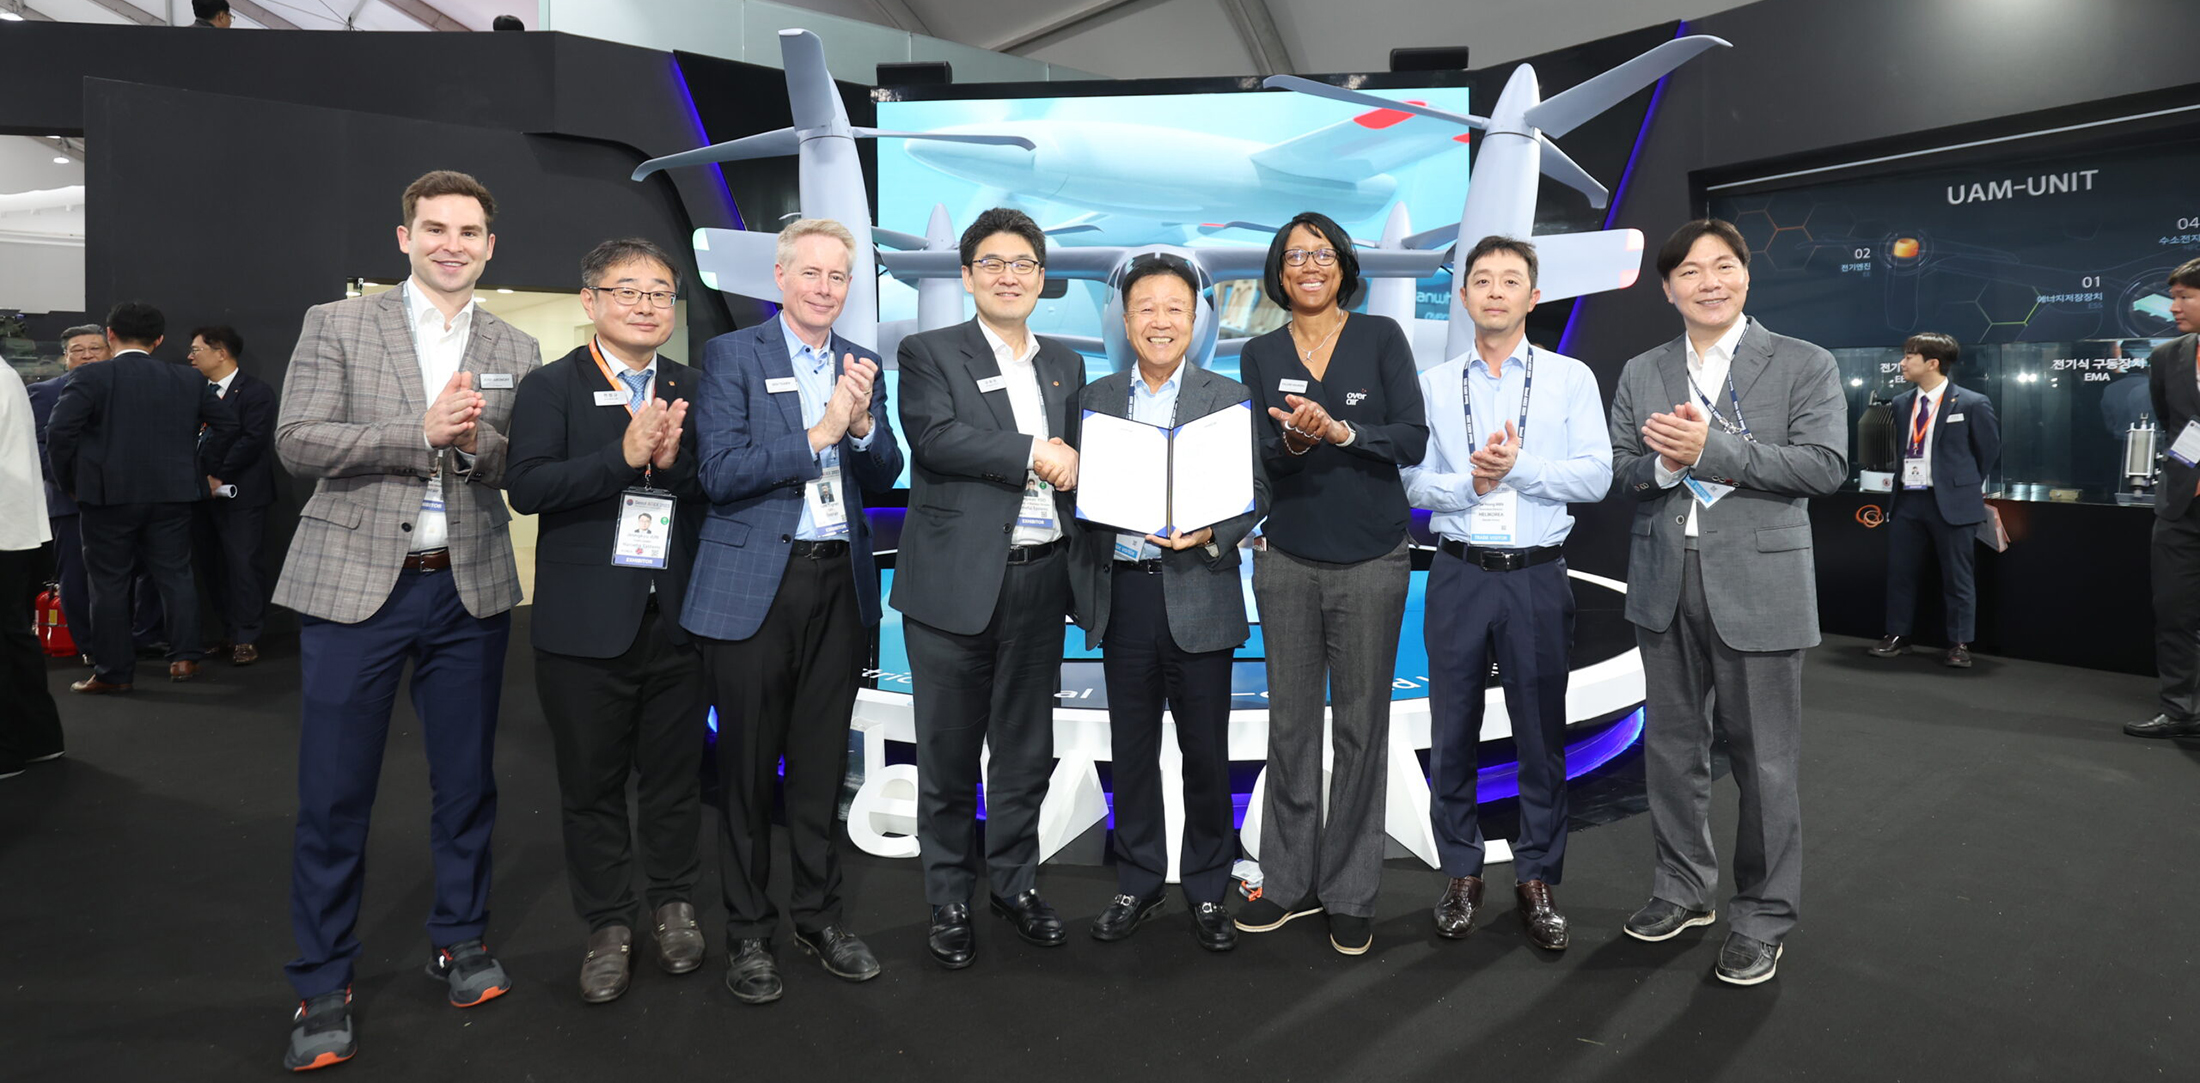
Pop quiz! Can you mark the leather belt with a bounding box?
[789,539,849,559]
[1437,539,1562,572]
[1113,558,1164,574]
[1006,538,1065,565]
[402,548,451,572]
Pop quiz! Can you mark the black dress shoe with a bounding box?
[1713,931,1783,985]
[989,889,1066,947]
[1189,902,1237,952]
[652,900,705,974]
[795,924,881,982]
[1944,643,1973,668]
[2125,713,2200,738]
[1091,893,1164,942]
[1622,897,1716,942]
[1866,634,1909,658]
[724,938,782,1004]
[1515,880,1569,951]
[1433,876,1483,939]
[928,903,975,970]
[578,925,632,1003]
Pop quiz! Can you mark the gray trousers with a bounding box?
[1252,540,1410,918]
[1636,550,1804,944]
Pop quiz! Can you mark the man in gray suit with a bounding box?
[272,170,541,1072]
[1069,255,1265,952]
[891,207,1085,969]
[1607,218,1847,986]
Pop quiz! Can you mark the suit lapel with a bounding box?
[373,291,425,417]
[1092,371,1132,422]
[960,319,1019,431]
[1933,384,1959,451]
[1037,338,1077,434]
[1657,336,1691,419]
[1728,319,1774,408]
[757,317,806,433]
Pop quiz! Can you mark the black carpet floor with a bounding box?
[3,619,2195,1082]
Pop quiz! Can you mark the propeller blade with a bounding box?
[1260,75,1489,130]
[1537,135,1609,209]
[1523,35,1730,138]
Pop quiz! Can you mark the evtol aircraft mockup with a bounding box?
[634,28,1730,370]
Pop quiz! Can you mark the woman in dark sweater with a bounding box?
[1233,211,1428,955]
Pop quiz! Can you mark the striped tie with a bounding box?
[617,368,649,411]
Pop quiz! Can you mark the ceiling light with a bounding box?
[0,13,24,22]
[52,156,70,164]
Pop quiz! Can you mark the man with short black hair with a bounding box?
[187,325,277,665]
[191,0,232,27]
[45,301,238,692]
[1868,331,1999,669]
[26,324,109,661]
[2129,258,2200,738]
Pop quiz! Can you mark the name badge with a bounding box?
[1467,487,1519,547]
[1017,472,1057,530]
[1947,413,1965,422]
[477,372,514,390]
[976,374,1011,394]
[802,466,850,538]
[1113,535,1146,562]
[613,488,674,569]
[1278,378,1309,394]
[765,377,800,394]
[1903,460,1931,489]
[420,474,447,514]
[593,390,629,407]
[1681,475,1734,508]
[2170,420,2200,467]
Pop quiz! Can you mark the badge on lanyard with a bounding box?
[2170,420,2200,467]
[1469,487,1520,546]
[614,488,675,569]
[1682,476,1734,508]
[1902,460,1931,489]
[1018,472,1057,530]
[421,474,447,514]
[803,466,850,538]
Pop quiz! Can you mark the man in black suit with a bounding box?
[26,324,109,664]
[1868,332,2001,669]
[186,325,277,665]
[45,301,238,691]
[2131,259,2200,738]
[891,207,1085,968]
[505,238,709,1002]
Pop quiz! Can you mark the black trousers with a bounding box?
[194,500,268,645]
[536,606,706,932]
[2154,503,2200,721]
[1884,493,1977,644]
[1425,552,1576,884]
[79,502,201,682]
[701,551,864,940]
[905,548,1069,906]
[1,543,63,771]
[1101,563,1237,904]
[47,514,89,656]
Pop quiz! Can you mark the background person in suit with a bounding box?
[505,237,708,1004]
[0,370,60,780]
[271,170,539,1072]
[2129,259,2200,739]
[683,218,904,1003]
[1607,219,1847,986]
[1068,254,1265,953]
[1402,237,1612,952]
[186,325,277,665]
[1868,332,2001,668]
[44,301,237,691]
[891,207,1085,969]
[26,324,109,664]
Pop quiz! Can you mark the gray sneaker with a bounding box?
[1622,898,1716,942]
[282,988,356,1072]
[425,939,511,1007]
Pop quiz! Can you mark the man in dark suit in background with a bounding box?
[506,237,708,1004]
[187,325,277,665]
[1068,254,1264,952]
[27,324,110,664]
[1868,331,2001,669]
[2130,259,2200,738]
[892,207,1085,969]
[44,301,237,691]
[683,218,903,1003]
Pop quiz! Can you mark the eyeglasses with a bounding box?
[1282,248,1339,267]
[588,286,679,308]
[970,257,1041,276]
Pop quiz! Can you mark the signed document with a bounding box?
[1075,400,1255,536]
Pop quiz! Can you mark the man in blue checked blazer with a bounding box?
[682,219,902,1005]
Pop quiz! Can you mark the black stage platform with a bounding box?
[2,616,2194,1081]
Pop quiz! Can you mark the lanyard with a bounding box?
[1462,345,1534,452]
[1686,362,1754,443]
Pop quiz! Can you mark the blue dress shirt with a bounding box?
[1402,341,1613,548]
[782,315,874,540]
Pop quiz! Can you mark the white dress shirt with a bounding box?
[977,319,1061,546]
[1655,316,1749,538]
[404,277,479,552]
[1903,379,1947,487]
[1,373,52,550]
[210,367,239,398]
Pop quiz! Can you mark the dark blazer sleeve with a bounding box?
[1966,387,2001,476]
[27,380,59,487]
[695,330,823,505]
[895,331,1034,483]
[214,377,275,482]
[195,380,242,476]
[1336,317,1429,466]
[1607,353,1666,502]
[506,361,646,516]
[44,364,100,494]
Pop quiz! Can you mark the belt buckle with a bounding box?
[1480,549,1521,572]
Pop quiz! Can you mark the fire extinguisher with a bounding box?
[36,586,76,657]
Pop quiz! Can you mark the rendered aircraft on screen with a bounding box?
[634,27,1729,369]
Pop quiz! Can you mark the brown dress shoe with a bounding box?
[169,660,198,682]
[652,900,704,974]
[233,643,260,666]
[1515,880,1569,951]
[579,925,632,1003]
[1433,876,1483,939]
[70,676,132,694]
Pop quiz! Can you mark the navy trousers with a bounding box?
[286,567,511,998]
[1884,493,1978,644]
[1424,551,1575,884]
[47,514,89,655]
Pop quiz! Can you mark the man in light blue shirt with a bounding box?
[1402,236,1612,952]
[782,306,878,540]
